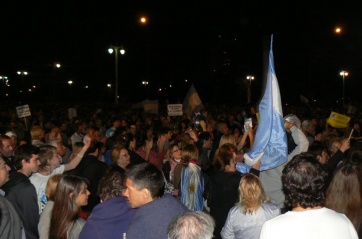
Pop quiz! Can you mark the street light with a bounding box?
[108,46,125,104]
[53,63,61,100]
[0,76,8,97]
[246,75,255,104]
[140,16,148,25]
[335,26,342,34]
[142,81,148,87]
[340,71,348,105]
[17,71,28,93]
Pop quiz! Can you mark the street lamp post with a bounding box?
[53,63,61,100]
[17,71,28,93]
[0,76,8,97]
[340,71,348,105]
[68,80,73,99]
[108,46,125,104]
[142,81,148,88]
[246,75,255,104]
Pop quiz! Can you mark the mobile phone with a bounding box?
[244,118,252,131]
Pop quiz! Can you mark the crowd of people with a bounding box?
[0,102,361,238]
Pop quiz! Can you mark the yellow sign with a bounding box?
[327,112,350,128]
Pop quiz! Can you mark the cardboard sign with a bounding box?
[16,105,31,118]
[167,104,183,116]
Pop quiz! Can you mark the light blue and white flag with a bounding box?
[183,84,204,117]
[237,35,288,173]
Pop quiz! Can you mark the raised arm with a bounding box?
[63,136,91,171]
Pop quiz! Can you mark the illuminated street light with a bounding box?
[108,46,125,104]
[246,75,255,104]
[67,80,73,99]
[340,71,348,105]
[335,27,342,34]
[17,71,28,93]
[140,16,147,24]
[142,81,149,87]
[53,63,61,100]
[17,71,28,75]
[0,75,8,97]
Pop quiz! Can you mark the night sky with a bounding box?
[1,1,362,105]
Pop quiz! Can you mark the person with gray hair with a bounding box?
[168,211,215,239]
[301,119,315,144]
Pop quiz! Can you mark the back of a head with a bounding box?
[301,120,311,129]
[126,162,165,199]
[197,132,211,145]
[238,173,269,214]
[181,144,199,164]
[39,145,57,168]
[282,153,328,209]
[168,211,215,239]
[219,134,235,148]
[308,141,326,157]
[46,174,63,201]
[326,163,362,230]
[98,171,126,201]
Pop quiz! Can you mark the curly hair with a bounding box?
[97,171,126,201]
[282,153,328,209]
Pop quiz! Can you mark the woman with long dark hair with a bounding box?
[326,162,362,237]
[49,175,90,239]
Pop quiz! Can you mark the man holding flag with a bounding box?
[236,36,308,211]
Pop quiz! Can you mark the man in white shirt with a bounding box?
[259,153,358,239]
[260,114,309,209]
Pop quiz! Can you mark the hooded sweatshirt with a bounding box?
[79,196,136,239]
[1,172,39,239]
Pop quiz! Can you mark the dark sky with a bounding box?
[1,1,362,105]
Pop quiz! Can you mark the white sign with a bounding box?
[167,104,183,116]
[16,104,31,118]
[68,108,77,120]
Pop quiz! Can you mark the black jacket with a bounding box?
[66,155,107,213]
[1,172,39,239]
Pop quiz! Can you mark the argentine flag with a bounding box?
[237,36,288,173]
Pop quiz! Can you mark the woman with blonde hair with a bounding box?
[31,125,45,146]
[221,174,280,239]
[38,174,63,239]
[109,145,130,175]
[163,144,182,183]
[209,143,261,238]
